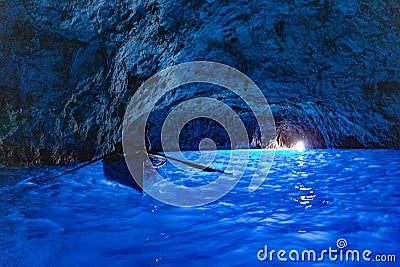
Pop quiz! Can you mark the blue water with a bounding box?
[1,150,399,266]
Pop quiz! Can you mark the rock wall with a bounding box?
[0,0,399,165]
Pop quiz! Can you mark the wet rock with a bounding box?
[0,0,399,166]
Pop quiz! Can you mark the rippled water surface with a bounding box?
[1,150,399,266]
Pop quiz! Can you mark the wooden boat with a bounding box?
[102,153,166,192]
[32,142,224,188]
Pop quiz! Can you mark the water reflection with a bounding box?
[0,150,399,266]
[298,155,305,167]
[291,184,316,209]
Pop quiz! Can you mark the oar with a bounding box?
[29,150,229,184]
[29,151,117,184]
[149,151,231,174]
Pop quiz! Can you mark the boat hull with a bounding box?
[102,154,166,192]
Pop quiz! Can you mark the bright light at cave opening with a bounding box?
[295,141,305,152]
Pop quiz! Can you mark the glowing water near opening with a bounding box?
[0,150,399,266]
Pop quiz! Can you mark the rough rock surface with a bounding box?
[0,0,399,165]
